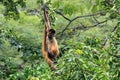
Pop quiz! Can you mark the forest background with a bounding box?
[0,0,120,80]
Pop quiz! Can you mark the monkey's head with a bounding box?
[48,29,56,39]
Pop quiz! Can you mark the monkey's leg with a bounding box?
[48,51,57,64]
[42,50,56,70]
[42,45,57,70]
[45,55,56,71]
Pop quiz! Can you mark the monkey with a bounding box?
[42,26,59,70]
[42,4,59,70]
[47,29,59,62]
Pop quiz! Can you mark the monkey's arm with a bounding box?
[43,4,51,31]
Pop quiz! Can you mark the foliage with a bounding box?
[0,0,26,19]
[108,22,120,80]
[0,0,120,80]
[8,62,51,80]
[53,27,120,79]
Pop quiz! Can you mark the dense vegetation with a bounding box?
[0,0,120,80]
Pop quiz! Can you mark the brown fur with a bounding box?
[42,26,59,70]
[42,5,59,70]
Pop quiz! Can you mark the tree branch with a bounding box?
[102,22,120,48]
[71,11,103,21]
[73,20,107,31]
[55,10,106,35]
[54,10,71,21]
[93,16,100,23]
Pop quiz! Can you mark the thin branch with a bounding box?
[74,20,107,31]
[55,10,106,35]
[111,23,119,32]
[88,20,107,28]
[93,16,100,23]
[59,21,72,35]
[71,11,103,21]
[102,22,120,48]
[54,10,71,21]
[101,37,109,49]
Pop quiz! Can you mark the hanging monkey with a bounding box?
[42,4,59,70]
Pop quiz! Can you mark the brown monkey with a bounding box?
[42,4,59,70]
[42,25,59,70]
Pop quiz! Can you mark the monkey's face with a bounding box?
[48,29,56,39]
